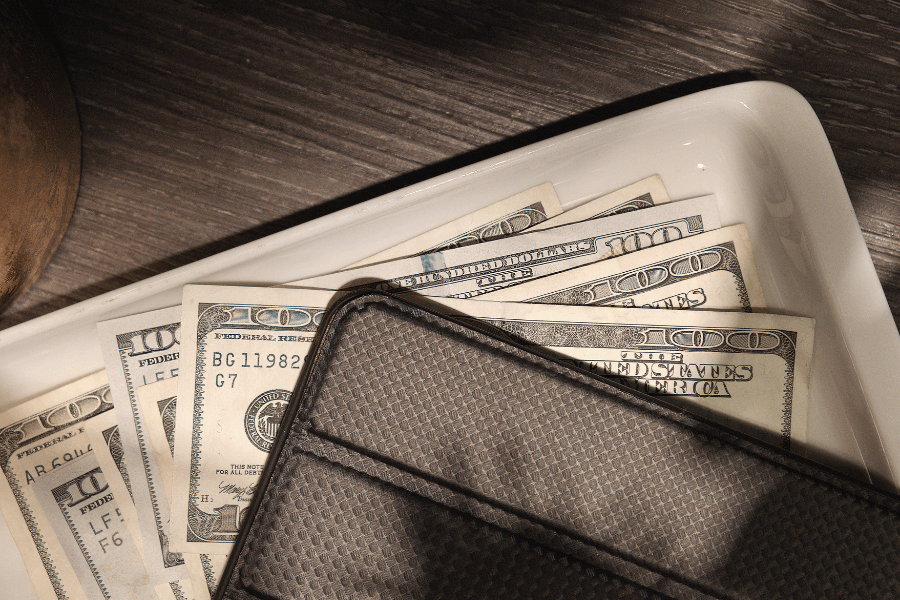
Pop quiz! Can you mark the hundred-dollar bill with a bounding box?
[170,285,341,555]
[97,307,195,590]
[137,378,222,599]
[427,298,812,450]
[33,452,158,600]
[346,182,563,268]
[479,224,766,311]
[288,195,721,299]
[529,175,670,231]
[0,372,160,600]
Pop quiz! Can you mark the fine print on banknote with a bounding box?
[289,195,721,298]
[429,298,813,450]
[479,224,766,311]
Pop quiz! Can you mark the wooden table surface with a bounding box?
[4,0,900,331]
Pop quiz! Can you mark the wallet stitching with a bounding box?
[299,428,704,600]
[235,426,694,600]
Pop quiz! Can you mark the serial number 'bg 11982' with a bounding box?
[211,352,304,388]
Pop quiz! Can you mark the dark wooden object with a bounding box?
[2,0,899,330]
[0,0,79,312]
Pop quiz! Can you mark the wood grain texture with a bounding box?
[3,0,899,329]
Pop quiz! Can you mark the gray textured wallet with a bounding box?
[218,292,900,600]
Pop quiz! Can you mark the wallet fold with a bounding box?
[219,292,900,600]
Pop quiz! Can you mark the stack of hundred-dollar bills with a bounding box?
[0,176,813,600]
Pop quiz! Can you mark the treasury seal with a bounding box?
[244,389,290,452]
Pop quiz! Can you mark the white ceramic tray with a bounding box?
[2,81,899,597]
